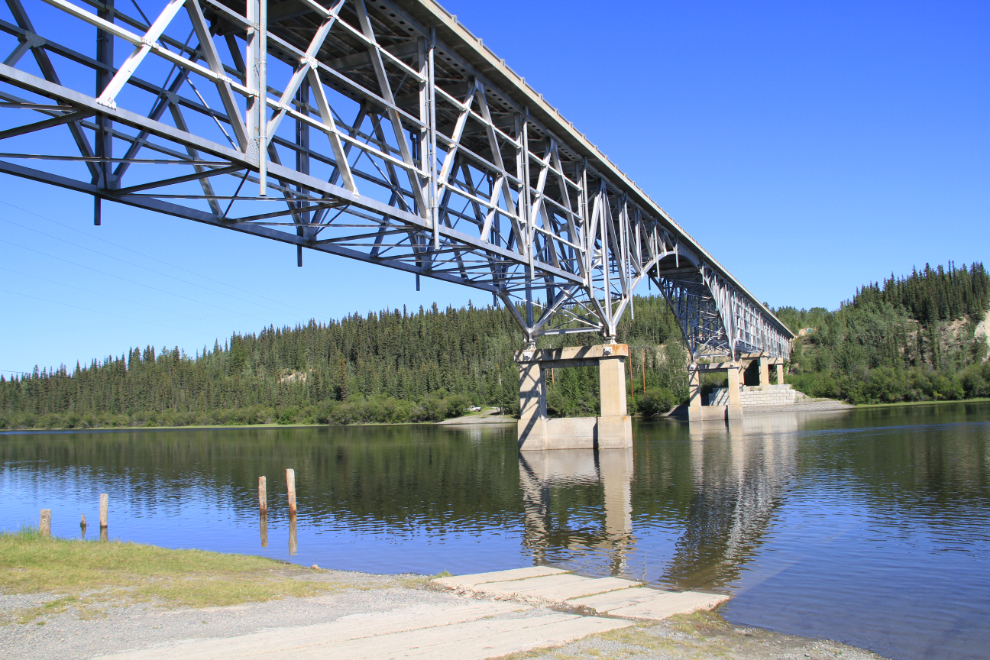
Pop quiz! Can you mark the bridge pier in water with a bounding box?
[688,353,789,424]
[514,345,633,451]
[688,360,744,423]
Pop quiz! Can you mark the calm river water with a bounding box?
[3,403,990,659]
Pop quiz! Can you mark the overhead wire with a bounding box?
[1,287,197,334]
[0,216,310,320]
[0,199,316,316]
[0,236,273,324]
[0,265,213,323]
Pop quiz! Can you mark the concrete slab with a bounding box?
[295,613,582,659]
[433,566,568,589]
[568,585,666,612]
[96,600,529,659]
[516,577,643,602]
[98,607,631,660]
[469,573,590,598]
[472,575,642,602]
[607,591,729,621]
[394,613,633,660]
[432,569,730,624]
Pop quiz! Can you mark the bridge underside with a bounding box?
[0,0,792,373]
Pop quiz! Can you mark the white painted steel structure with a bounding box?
[0,0,793,358]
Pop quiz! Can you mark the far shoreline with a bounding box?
[2,397,988,434]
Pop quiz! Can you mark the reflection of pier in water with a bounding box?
[518,415,805,587]
[519,449,635,576]
[663,414,801,590]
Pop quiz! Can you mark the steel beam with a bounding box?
[0,0,793,359]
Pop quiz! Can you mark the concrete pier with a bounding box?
[514,345,633,451]
[688,360,744,423]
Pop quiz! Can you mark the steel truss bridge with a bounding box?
[0,0,792,359]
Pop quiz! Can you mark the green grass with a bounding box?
[0,528,343,622]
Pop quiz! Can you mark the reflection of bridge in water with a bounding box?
[519,448,634,576]
[517,415,806,590]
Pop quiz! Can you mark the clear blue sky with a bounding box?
[1,0,987,375]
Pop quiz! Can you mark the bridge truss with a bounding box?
[0,0,792,359]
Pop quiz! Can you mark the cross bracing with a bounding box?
[0,0,793,359]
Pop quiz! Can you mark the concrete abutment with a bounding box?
[515,345,633,451]
[687,353,788,425]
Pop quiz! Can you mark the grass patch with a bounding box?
[0,528,342,623]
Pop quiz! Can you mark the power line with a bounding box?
[0,200,316,316]
[1,287,197,334]
[0,265,212,323]
[0,216,308,319]
[0,237,273,324]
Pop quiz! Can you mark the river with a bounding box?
[2,403,989,660]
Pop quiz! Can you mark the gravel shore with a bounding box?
[0,566,888,660]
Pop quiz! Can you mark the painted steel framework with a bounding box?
[0,0,793,358]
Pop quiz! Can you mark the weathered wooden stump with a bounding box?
[258,476,267,515]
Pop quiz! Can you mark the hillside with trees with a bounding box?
[3,261,988,430]
[0,295,688,429]
[777,262,990,404]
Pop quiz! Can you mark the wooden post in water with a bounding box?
[259,513,268,548]
[258,477,267,515]
[288,513,297,556]
[80,514,87,539]
[40,509,51,536]
[286,469,297,515]
[99,494,108,529]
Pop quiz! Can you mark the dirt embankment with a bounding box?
[975,309,990,362]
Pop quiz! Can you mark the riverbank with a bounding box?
[0,531,887,659]
[6,396,987,433]
[854,396,990,409]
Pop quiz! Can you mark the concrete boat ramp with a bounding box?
[433,566,726,620]
[98,567,726,659]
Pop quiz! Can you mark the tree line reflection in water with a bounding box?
[1,402,986,592]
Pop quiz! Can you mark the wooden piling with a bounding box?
[288,512,297,556]
[286,469,297,515]
[40,509,51,536]
[259,514,268,548]
[80,514,87,529]
[99,494,108,529]
[258,476,267,515]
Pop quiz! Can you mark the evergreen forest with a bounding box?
[0,295,688,429]
[777,262,990,403]
[2,261,988,430]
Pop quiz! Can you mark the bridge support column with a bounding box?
[688,368,703,422]
[758,355,770,387]
[727,363,743,420]
[514,345,633,451]
[517,358,548,451]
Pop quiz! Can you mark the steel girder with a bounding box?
[0,0,793,358]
